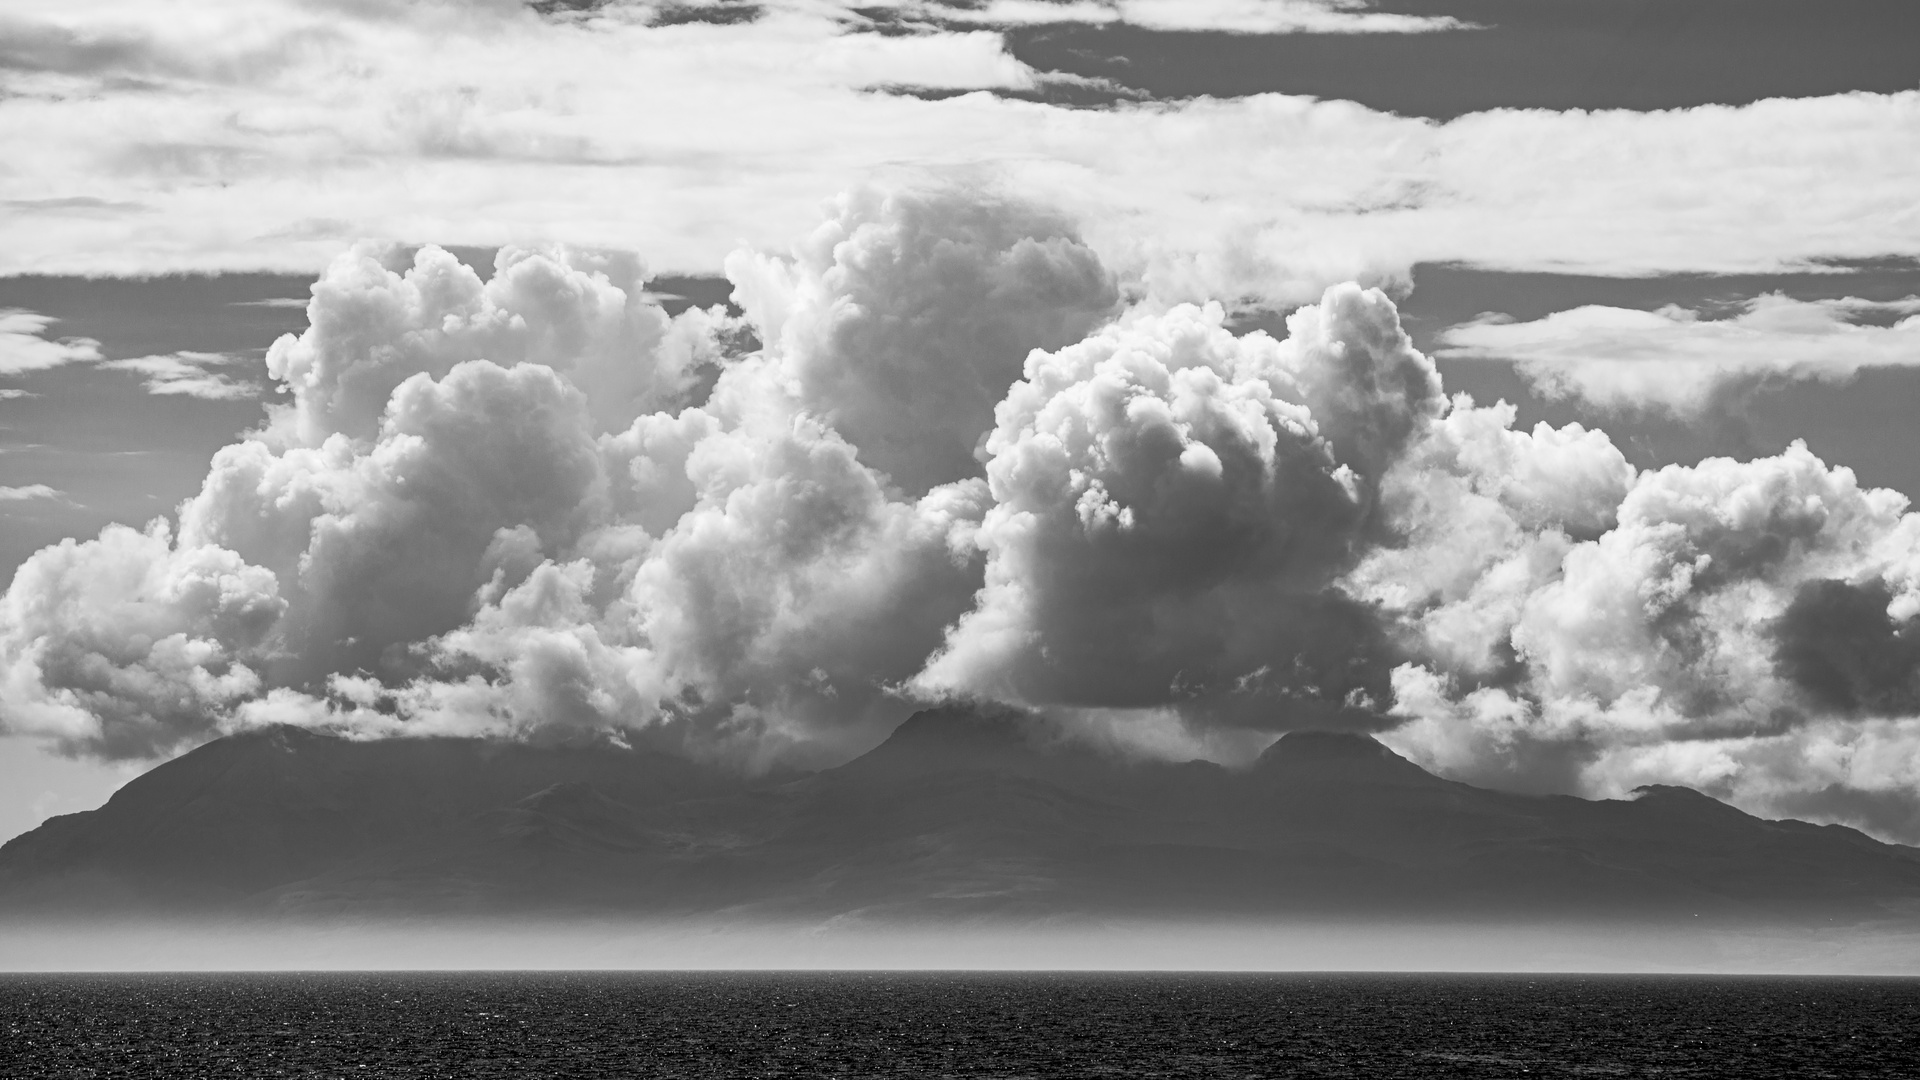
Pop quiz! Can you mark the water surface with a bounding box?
[6,971,1917,1077]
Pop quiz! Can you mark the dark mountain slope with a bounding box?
[0,726,735,910]
[6,711,1920,924]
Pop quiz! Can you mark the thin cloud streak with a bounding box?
[0,310,102,375]
[0,314,262,399]
[875,0,1466,33]
[0,484,65,503]
[100,352,262,400]
[1438,294,1920,414]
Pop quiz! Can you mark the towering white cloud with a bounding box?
[915,283,1440,725]
[727,188,1119,494]
[0,521,284,759]
[1345,398,1637,684]
[263,242,726,443]
[0,192,1086,765]
[3,190,1920,841]
[1369,419,1920,835]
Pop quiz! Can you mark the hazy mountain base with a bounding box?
[7,707,1920,968]
[8,915,1920,975]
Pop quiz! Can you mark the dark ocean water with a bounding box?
[4,971,1918,1078]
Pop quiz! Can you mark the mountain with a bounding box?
[0,726,739,912]
[6,707,1920,924]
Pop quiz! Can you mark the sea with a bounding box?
[4,971,1917,1078]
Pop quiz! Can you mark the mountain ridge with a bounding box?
[6,712,1920,924]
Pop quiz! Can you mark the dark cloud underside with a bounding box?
[1775,579,1920,718]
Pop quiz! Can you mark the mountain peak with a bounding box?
[1253,729,1441,787]
[832,703,1050,781]
[10,715,1920,923]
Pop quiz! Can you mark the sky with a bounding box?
[1,0,1918,844]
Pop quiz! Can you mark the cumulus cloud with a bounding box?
[726,188,1119,494]
[1368,421,1920,834]
[0,310,102,375]
[1773,577,1920,718]
[0,192,1077,765]
[1439,294,1920,414]
[0,235,739,759]
[4,188,1920,841]
[261,241,730,442]
[0,520,284,759]
[915,283,1439,727]
[100,351,261,400]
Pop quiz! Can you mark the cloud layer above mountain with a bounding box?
[3,0,1917,307]
[4,189,1920,841]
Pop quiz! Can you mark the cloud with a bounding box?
[4,192,1920,843]
[1438,294,1920,414]
[0,484,66,503]
[1343,397,1637,684]
[0,1,1914,299]
[0,193,1074,765]
[1368,424,1920,831]
[262,241,735,442]
[599,0,1461,34]
[726,187,1119,494]
[100,351,261,400]
[913,283,1440,727]
[898,0,1464,34]
[2,196,150,215]
[1772,577,1920,718]
[226,297,308,309]
[2,316,262,399]
[0,310,102,375]
[0,519,284,759]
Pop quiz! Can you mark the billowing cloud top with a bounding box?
[6,189,1920,843]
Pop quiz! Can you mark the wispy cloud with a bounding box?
[0,310,102,375]
[875,0,1464,33]
[100,351,260,400]
[1437,294,1920,414]
[2,196,151,215]
[0,313,260,398]
[0,389,36,400]
[226,297,308,309]
[0,483,64,502]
